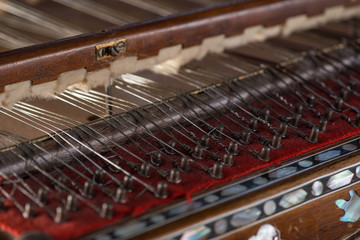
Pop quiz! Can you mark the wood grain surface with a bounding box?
[0,0,357,93]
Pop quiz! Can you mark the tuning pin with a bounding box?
[138,162,151,177]
[214,125,224,138]
[114,187,128,203]
[37,188,48,204]
[249,118,258,131]
[258,146,270,161]
[324,108,333,121]
[306,94,315,107]
[279,122,288,138]
[223,153,234,166]
[355,113,360,127]
[201,135,210,149]
[156,182,168,199]
[151,151,162,166]
[55,176,67,192]
[179,157,191,172]
[262,108,270,122]
[290,113,301,127]
[23,202,35,219]
[167,168,181,183]
[123,175,134,192]
[192,145,204,159]
[94,169,104,184]
[210,162,223,179]
[334,98,344,111]
[241,130,251,144]
[318,118,328,132]
[294,103,303,115]
[308,126,319,143]
[100,203,113,219]
[271,134,281,149]
[0,197,4,212]
[54,206,67,223]
[66,194,78,212]
[228,141,239,155]
[340,88,349,100]
[82,181,95,198]
[165,140,176,154]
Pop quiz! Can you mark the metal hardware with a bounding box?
[96,39,127,60]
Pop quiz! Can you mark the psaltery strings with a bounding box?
[0,25,359,239]
[0,0,232,52]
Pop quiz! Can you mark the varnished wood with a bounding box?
[0,0,357,93]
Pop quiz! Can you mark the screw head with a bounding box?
[116,41,125,51]
[98,48,107,57]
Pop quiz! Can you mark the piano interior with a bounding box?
[1,0,360,239]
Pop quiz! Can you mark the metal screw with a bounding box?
[98,48,107,57]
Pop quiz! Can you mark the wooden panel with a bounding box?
[0,0,357,92]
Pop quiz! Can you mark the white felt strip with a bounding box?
[2,4,360,106]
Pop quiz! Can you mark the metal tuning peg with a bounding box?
[355,113,360,127]
[290,113,301,127]
[167,168,181,183]
[294,103,303,115]
[306,94,315,107]
[323,108,333,121]
[66,194,78,212]
[249,118,258,132]
[54,206,67,223]
[241,130,251,144]
[258,146,270,162]
[318,118,327,132]
[123,175,134,192]
[279,122,288,138]
[223,153,234,167]
[308,126,319,143]
[94,169,104,185]
[179,156,191,172]
[334,97,344,111]
[100,203,114,219]
[340,87,349,100]
[271,134,281,149]
[82,181,95,198]
[262,108,270,122]
[210,162,223,179]
[228,141,239,155]
[114,187,128,204]
[165,140,176,154]
[22,202,35,219]
[156,182,168,199]
[37,188,48,204]
[192,145,204,159]
[151,151,162,166]
[201,135,210,149]
[138,162,151,177]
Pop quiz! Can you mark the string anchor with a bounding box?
[258,146,270,162]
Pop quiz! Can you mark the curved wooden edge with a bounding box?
[0,0,357,91]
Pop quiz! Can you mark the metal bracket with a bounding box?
[95,39,126,60]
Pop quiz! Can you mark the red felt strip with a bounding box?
[1,75,360,239]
